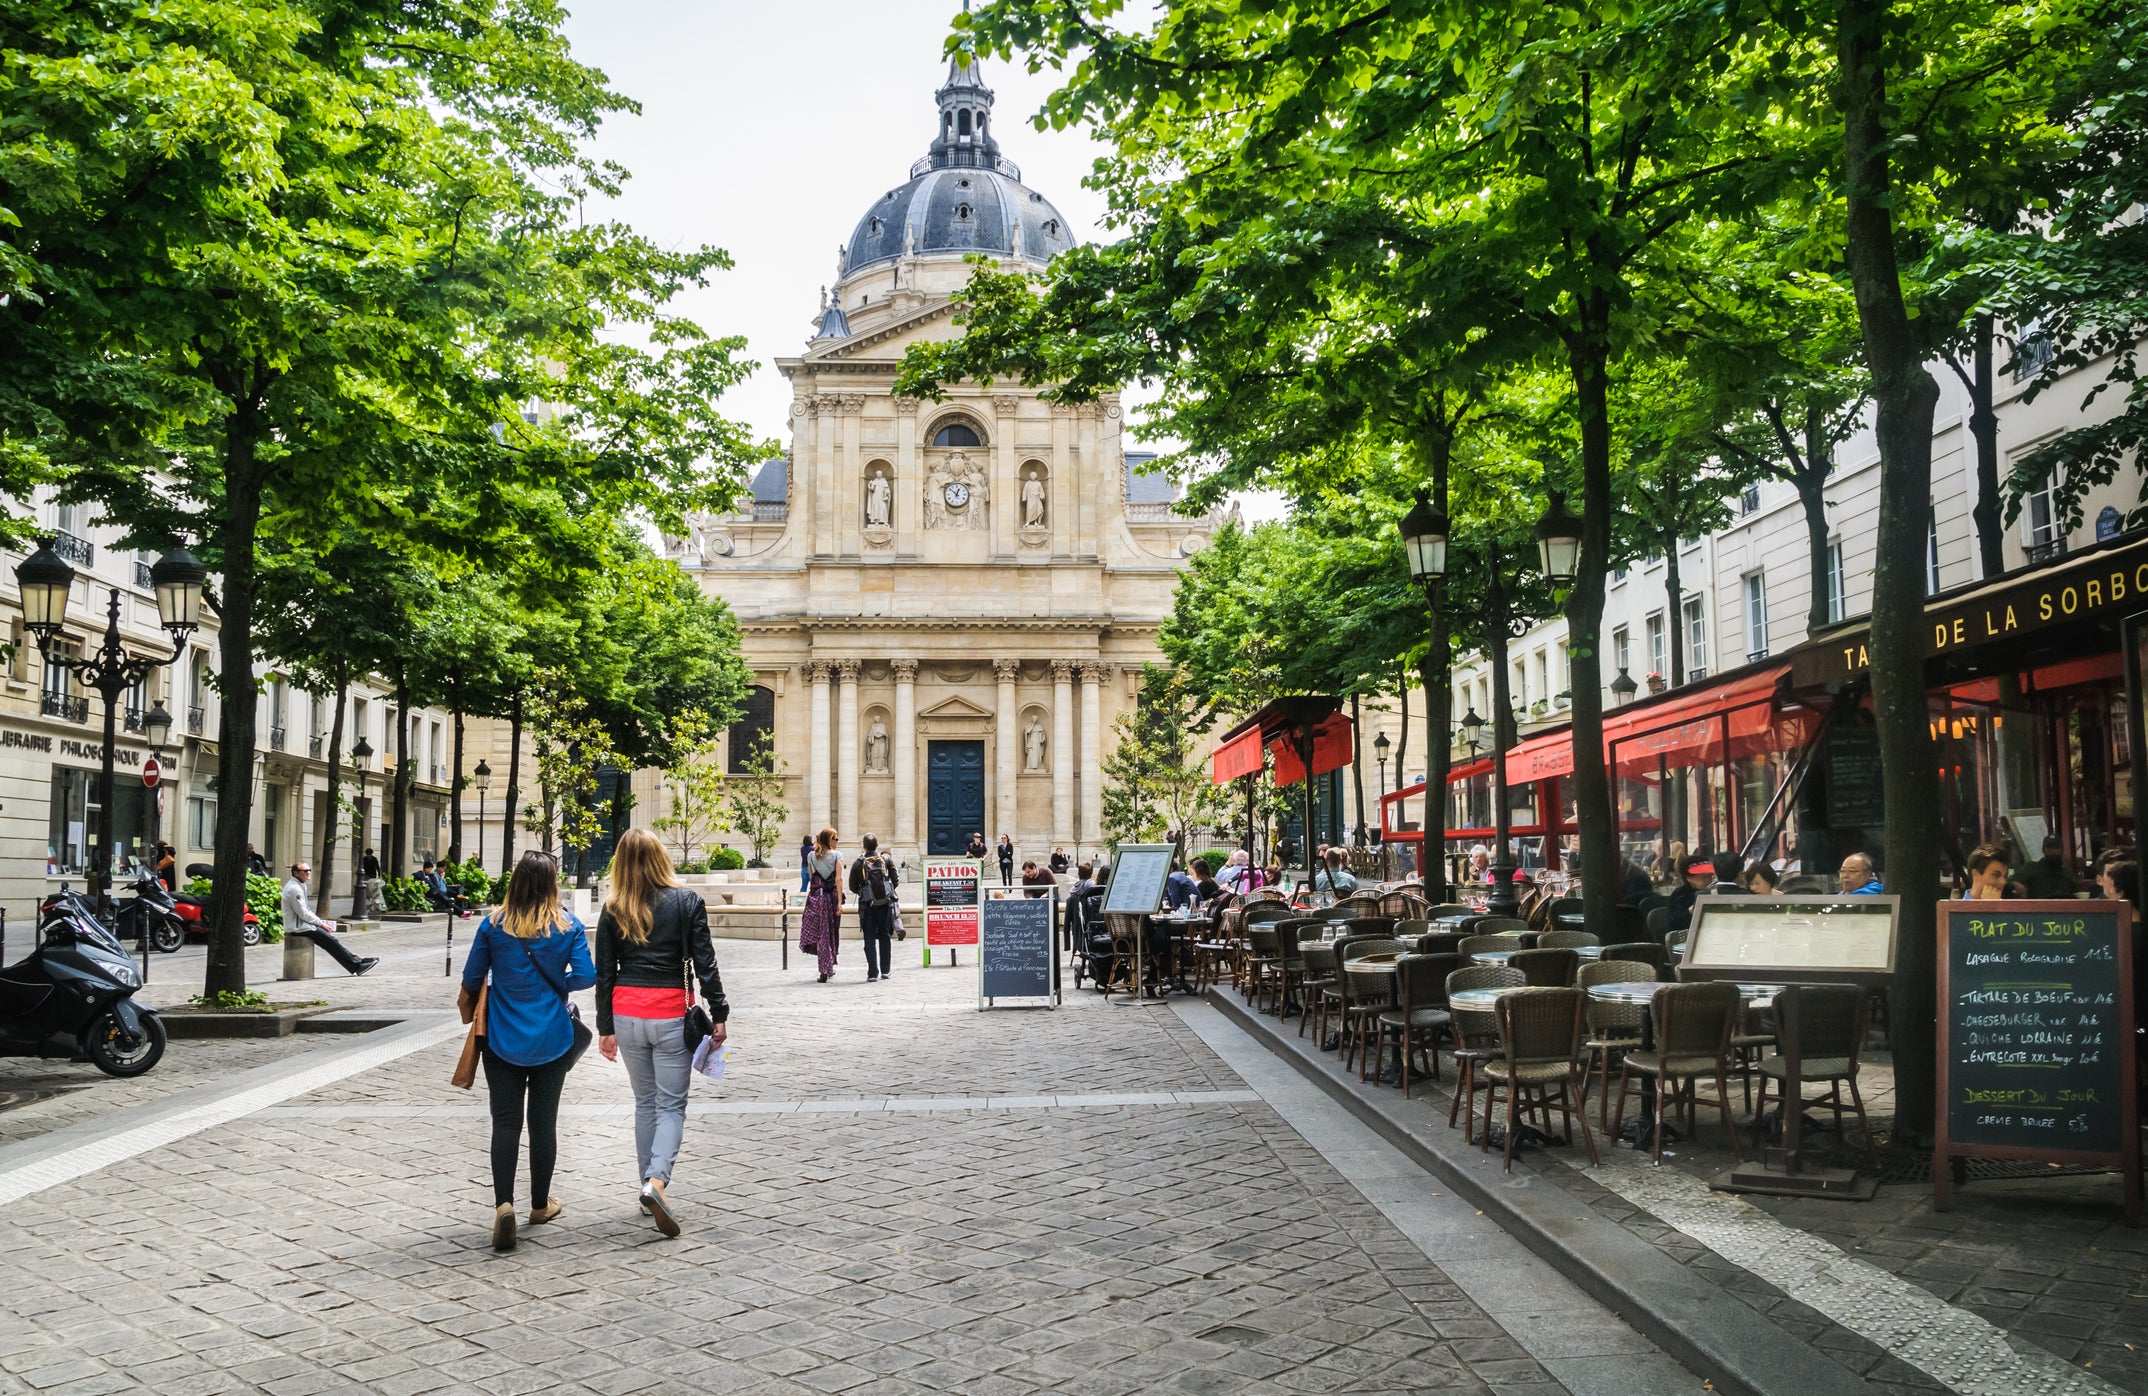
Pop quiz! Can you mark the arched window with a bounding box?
[931,422,982,448]
[958,109,973,136]
[727,685,776,773]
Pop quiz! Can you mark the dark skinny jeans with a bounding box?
[481,1047,571,1207]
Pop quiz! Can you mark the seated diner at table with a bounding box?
[1667,853,1715,932]
[1838,851,1883,895]
[1191,858,1223,905]
[1965,843,2013,900]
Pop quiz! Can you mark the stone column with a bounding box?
[993,394,1020,558]
[1079,661,1106,847]
[895,398,921,557]
[1051,659,1076,847]
[836,658,860,835]
[892,659,919,855]
[807,661,832,833]
[994,658,1020,847]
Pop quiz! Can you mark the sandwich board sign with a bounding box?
[922,857,981,965]
[979,894,1057,1009]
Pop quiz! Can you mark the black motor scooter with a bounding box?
[113,867,186,954]
[0,887,165,1077]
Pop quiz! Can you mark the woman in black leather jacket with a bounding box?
[595,828,729,1237]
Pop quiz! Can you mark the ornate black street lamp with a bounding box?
[14,540,204,906]
[473,758,493,870]
[1400,491,1450,899]
[349,735,373,913]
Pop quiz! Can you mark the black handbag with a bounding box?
[679,890,713,1053]
[516,934,593,1070]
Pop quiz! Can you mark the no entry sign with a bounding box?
[142,757,161,788]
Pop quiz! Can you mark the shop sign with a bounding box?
[1795,536,2148,686]
[0,725,148,765]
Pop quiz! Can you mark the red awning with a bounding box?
[1211,725,1265,784]
[1272,712,1354,785]
[1497,664,1795,782]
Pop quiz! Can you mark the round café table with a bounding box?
[1470,949,1518,967]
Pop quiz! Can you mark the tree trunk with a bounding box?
[1566,298,1620,936]
[501,694,523,882]
[1349,693,1366,844]
[1664,526,1685,687]
[316,662,349,920]
[449,690,464,864]
[1967,314,2004,579]
[389,662,408,878]
[1840,0,1945,1139]
[203,415,264,998]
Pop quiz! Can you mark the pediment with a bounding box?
[807,299,960,363]
[918,694,993,720]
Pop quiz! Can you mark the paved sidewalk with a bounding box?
[0,929,1702,1395]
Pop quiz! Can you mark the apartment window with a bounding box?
[1825,540,1846,624]
[1744,573,1769,661]
[1926,513,1944,595]
[1612,626,1631,675]
[2012,322,2055,382]
[1534,651,1549,710]
[1683,596,1709,681]
[1612,564,1628,583]
[9,617,28,681]
[1554,641,1570,705]
[1646,613,1666,679]
[42,639,85,721]
[187,794,218,850]
[1739,484,1761,515]
[2022,469,2065,562]
[353,697,370,760]
[1513,659,1528,711]
[267,677,288,749]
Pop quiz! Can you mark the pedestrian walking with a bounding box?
[594,828,728,1238]
[802,827,842,982]
[997,834,1015,888]
[458,851,594,1251]
[798,834,814,895]
[280,862,379,975]
[847,834,900,982]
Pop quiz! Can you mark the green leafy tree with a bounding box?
[1099,667,1231,853]
[523,669,620,864]
[722,731,789,870]
[653,711,730,868]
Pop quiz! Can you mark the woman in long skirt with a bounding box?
[804,826,842,983]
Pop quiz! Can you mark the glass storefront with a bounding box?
[47,764,155,877]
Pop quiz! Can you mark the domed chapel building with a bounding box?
[665,55,1226,868]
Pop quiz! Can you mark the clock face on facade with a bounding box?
[943,482,970,510]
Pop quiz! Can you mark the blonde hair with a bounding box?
[606,827,678,945]
[815,826,838,854]
[498,851,568,940]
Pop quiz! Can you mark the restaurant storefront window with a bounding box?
[47,765,155,877]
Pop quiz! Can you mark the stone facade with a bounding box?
[662,57,1224,868]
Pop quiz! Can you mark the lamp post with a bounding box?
[13,540,204,909]
[137,700,173,979]
[349,735,373,917]
[1373,730,1392,879]
[473,759,493,872]
[1400,490,1451,901]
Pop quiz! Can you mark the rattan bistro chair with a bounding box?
[1486,987,1599,1172]
[1445,965,1524,1141]
[1750,984,1877,1168]
[1470,916,1531,938]
[1375,953,1461,1096]
[1458,933,1525,957]
[1612,981,1742,1164]
[1578,960,1654,1125]
[1297,941,1338,1039]
[1244,925,1281,1010]
[1598,942,1670,978]
[1509,946,1579,987]
[1536,929,1599,950]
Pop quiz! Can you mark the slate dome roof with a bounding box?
[842,54,1076,275]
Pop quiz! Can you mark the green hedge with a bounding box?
[709,846,745,870]
[246,872,285,942]
[442,858,493,904]
[1195,848,1237,874]
[383,875,429,912]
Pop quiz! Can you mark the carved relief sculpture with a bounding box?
[865,716,890,773]
[1024,713,1047,772]
[924,451,989,530]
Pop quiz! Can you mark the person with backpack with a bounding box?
[847,833,900,983]
[458,850,594,1252]
[594,827,728,1239]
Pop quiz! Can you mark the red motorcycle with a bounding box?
[170,890,261,947]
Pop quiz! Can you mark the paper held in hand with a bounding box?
[691,1037,731,1081]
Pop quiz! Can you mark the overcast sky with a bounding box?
[558,0,1119,451]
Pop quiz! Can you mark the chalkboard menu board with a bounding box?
[979,896,1056,1006]
[1934,899,2140,1221]
[1825,729,1885,826]
[1101,845,1175,916]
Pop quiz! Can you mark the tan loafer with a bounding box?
[528,1197,562,1226]
[491,1202,517,1252]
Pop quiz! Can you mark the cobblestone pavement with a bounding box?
[0,926,1696,1395]
[1214,982,2148,1396]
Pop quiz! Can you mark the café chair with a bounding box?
[1458,933,1524,957]
[1536,929,1598,949]
[1486,987,1598,1172]
[1471,916,1531,938]
[1645,906,1673,940]
[1428,904,1476,919]
[1339,916,1398,939]
[1578,959,1656,1125]
[1415,931,1465,956]
[1445,965,1524,1141]
[1750,984,1877,1169]
[1598,942,1669,978]
[1244,925,1281,1010]
[1610,904,1650,943]
[1394,918,1431,941]
[1376,953,1465,1096]
[1270,920,1312,1016]
[1297,941,1339,1039]
[1340,959,1400,1080]
[1613,980,1741,1164]
[1637,893,1671,913]
[1778,874,1831,894]
[1509,947,1579,988]
[1664,929,1690,964]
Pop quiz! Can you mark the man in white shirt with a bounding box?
[281,863,377,975]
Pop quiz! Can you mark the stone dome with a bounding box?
[842,55,1076,275]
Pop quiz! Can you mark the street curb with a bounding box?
[160,1005,334,1038]
[1205,988,1873,1396]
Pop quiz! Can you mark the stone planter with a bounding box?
[159,1004,335,1039]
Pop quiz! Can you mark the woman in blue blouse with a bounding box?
[461,851,594,1252]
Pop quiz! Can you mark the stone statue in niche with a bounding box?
[865,717,890,774]
[1024,713,1047,772]
[864,468,892,529]
[1020,468,1047,529]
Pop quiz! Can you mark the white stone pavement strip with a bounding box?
[1590,1145,2119,1396]
[253,1087,1261,1118]
[0,1014,465,1212]
[1172,999,1704,1396]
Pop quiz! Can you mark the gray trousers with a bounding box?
[615,1014,690,1184]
